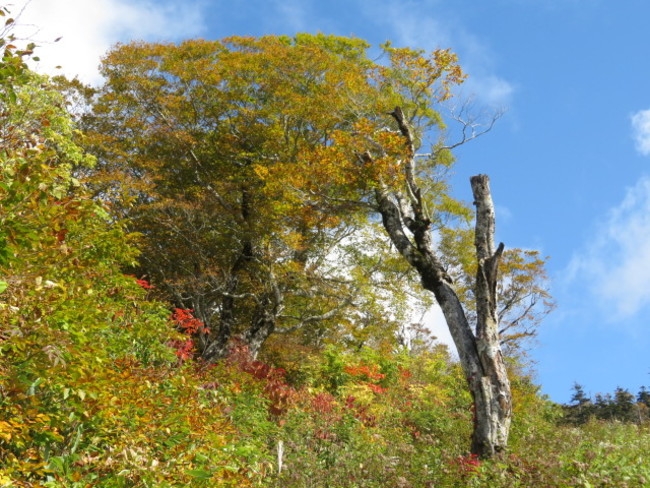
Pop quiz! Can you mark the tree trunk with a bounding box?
[469,174,511,457]
[201,239,252,362]
[243,276,284,359]
[202,263,283,362]
[375,107,511,458]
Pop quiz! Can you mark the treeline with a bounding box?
[563,383,650,424]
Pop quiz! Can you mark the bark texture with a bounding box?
[375,107,511,458]
[470,174,511,457]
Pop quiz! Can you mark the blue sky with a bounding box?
[15,0,650,403]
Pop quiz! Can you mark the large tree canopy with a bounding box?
[83,35,468,359]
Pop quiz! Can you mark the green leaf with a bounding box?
[186,469,212,479]
[0,281,7,294]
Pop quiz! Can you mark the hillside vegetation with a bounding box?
[1,12,649,487]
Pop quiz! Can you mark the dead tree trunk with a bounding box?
[375,107,511,458]
[469,174,511,457]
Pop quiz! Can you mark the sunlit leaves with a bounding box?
[84,34,468,357]
[439,224,555,358]
[0,24,187,482]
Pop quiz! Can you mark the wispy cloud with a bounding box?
[366,0,452,50]
[631,109,650,156]
[461,74,514,109]
[13,0,207,84]
[359,0,514,109]
[495,203,513,225]
[273,0,310,32]
[567,176,650,319]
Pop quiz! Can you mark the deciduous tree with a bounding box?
[83,36,432,359]
[83,34,551,457]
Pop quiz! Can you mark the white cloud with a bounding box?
[12,0,206,84]
[631,109,650,156]
[495,203,513,224]
[567,176,650,319]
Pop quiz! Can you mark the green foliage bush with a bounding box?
[0,38,248,485]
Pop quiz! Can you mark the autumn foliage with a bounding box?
[4,11,648,486]
[81,34,468,362]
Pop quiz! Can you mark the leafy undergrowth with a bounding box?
[4,334,650,487]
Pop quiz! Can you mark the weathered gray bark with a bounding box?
[375,107,511,458]
[469,174,511,456]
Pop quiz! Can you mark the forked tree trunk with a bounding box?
[201,260,283,362]
[469,174,511,457]
[375,107,511,458]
